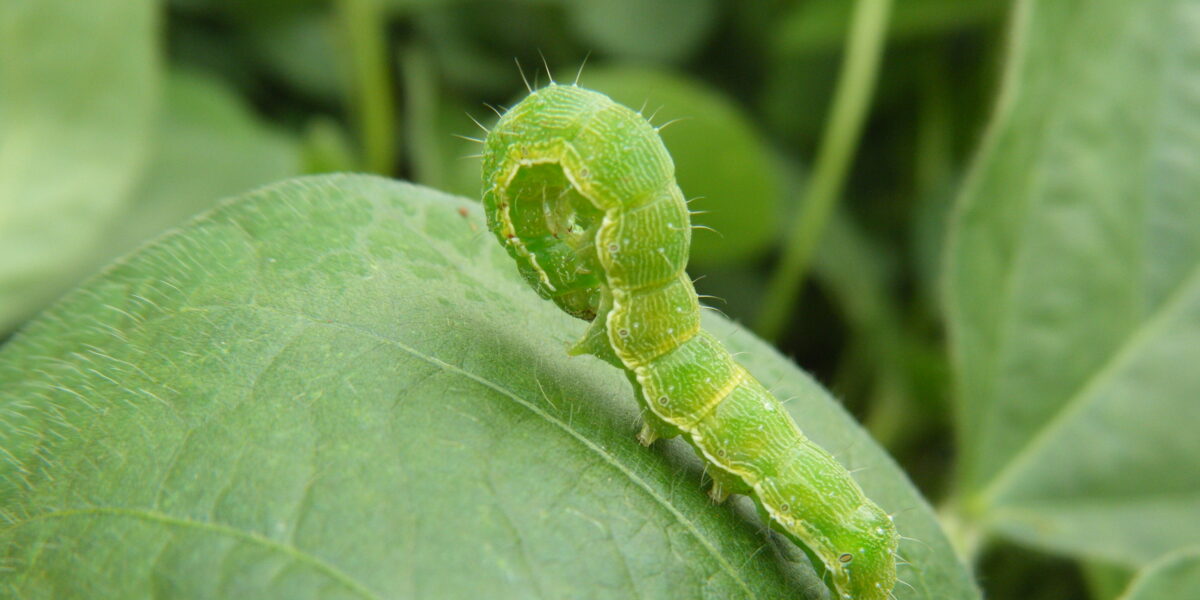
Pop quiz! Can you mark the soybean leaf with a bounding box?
[0,175,976,599]
[1119,549,1200,600]
[0,0,159,331]
[946,0,1200,566]
[580,66,783,266]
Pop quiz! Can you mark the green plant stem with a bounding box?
[337,0,395,175]
[914,48,954,200]
[402,44,442,188]
[755,0,893,342]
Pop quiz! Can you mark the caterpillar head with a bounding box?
[826,504,899,600]
[481,83,678,323]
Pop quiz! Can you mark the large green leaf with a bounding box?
[1119,549,1200,600]
[0,176,976,599]
[579,66,783,267]
[946,0,1200,565]
[0,0,159,331]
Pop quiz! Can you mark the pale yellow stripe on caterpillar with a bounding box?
[608,276,702,368]
[636,361,745,432]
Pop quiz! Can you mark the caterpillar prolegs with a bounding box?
[481,83,898,600]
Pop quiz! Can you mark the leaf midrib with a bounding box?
[976,258,1200,508]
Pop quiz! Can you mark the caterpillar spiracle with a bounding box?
[481,83,899,600]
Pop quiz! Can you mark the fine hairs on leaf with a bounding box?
[480,83,899,600]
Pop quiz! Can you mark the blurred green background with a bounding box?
[6,0,1198,598]
[2,0,1003,465]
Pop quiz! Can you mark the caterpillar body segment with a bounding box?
[482,83,898,600]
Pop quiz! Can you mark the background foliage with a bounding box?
[1,0,1197,599]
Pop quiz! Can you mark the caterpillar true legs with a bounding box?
[481,83,898,600]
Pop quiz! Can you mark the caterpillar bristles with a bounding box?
[513,57,532,92]
[536,48,554,84]
[573,51,591,86]
[482,102,504,118]
[655,116,690,132]
[465,112,490,134]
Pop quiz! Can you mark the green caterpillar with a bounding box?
[481,82,898,600]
